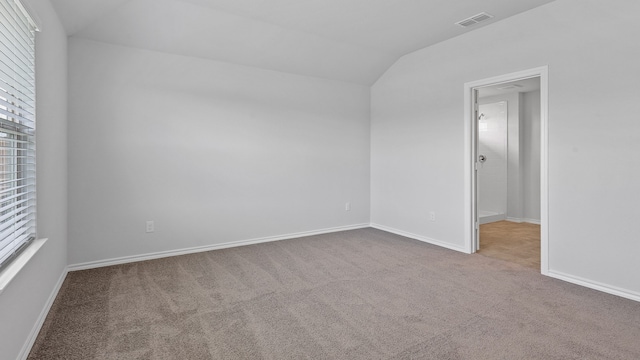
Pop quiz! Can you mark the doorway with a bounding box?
[463,67,549,274]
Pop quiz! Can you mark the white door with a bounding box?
[477,101,508,226]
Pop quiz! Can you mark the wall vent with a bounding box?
[456,12,494,28]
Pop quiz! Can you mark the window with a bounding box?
[0,0,38,269]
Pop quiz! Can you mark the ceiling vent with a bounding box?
[456,12,494,28]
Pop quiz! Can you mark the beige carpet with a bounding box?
[29,228,640,359]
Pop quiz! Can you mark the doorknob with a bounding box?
[478,154,487,163]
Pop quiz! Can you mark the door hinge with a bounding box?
[474,103,479,111]
[474,162,478,171]
[475,222,479,230]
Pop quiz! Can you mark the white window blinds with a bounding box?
[0,0,37,268]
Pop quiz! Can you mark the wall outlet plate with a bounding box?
[146,220,154,233]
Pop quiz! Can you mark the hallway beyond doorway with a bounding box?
[478,221,540,270]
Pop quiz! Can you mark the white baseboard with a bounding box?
[547,270,640,303]
[19,267,68,360]
[506,217,541,225]
[370,223,468,254]
[479,213,506,224]
[68,224,370,271]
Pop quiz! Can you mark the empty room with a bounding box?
[1,0,639,359]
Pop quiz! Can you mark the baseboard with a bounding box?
[68,223,370,271]
[18,266,68,360]
[506,217,541,225]
[370,223,468,253]
[479,213,506,224]
[547,270,640,303]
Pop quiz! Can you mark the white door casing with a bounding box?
[463,66,549,275]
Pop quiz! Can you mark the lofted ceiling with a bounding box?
[51,0,555,85]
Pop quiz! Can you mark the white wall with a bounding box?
[371,0,640,297]
[523,90,541,222]
[68,38,370,265]
[0,1,68,359]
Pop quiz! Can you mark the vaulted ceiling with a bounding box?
[51,0,555,85]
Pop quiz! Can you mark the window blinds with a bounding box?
[0,0,37,268]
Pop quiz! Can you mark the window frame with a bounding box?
[0,0,43,293]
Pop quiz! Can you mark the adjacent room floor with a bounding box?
[478,220,541,270]
[29,228,639,359]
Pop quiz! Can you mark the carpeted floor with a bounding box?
[29,228,640,359]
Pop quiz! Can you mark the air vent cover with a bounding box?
[456,12,494,28]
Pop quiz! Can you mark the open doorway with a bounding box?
[476,78,540,269]
[464,67,549,274]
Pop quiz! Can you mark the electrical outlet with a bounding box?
[345,202,351,211]
[146,220,155,233]
[429,212,436,221]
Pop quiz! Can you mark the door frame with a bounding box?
[463,66,549,275]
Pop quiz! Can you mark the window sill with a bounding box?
[0,238,48,295]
